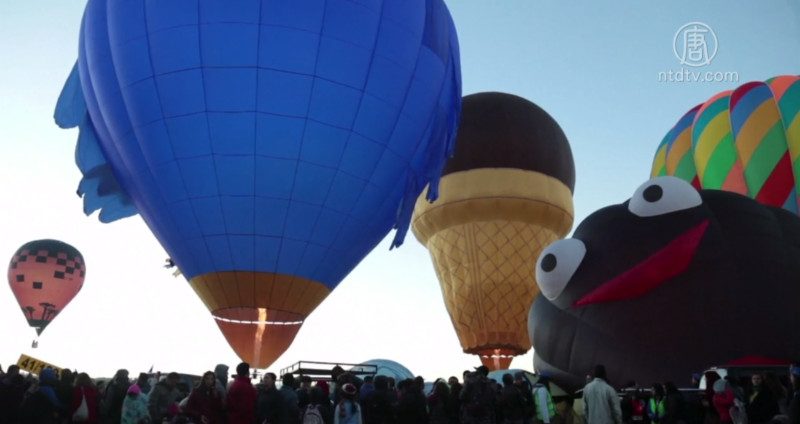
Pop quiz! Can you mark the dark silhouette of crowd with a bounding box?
[615,364,800,424]
[0,361,799,424]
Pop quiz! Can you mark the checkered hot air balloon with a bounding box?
[7,240,86,337]
[54,0,462,369]
[652,76,800,213]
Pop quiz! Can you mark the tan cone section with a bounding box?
[412,169,573,370]
[189,271,330,369]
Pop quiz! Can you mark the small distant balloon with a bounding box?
[7,240,86,336]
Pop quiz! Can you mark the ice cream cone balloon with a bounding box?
[412,92,575,370]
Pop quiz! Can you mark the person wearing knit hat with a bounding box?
[316,380,331,399]
[120,384,149,424]
[335,383,362,424]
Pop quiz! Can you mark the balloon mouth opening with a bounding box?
[480,353,514,359]
[473,348,520,370]
[212,307,306,369]
[469,346,526,356]
[212,307,304,326]
[212,316,303,326]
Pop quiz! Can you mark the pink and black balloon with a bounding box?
[528,176,800,389]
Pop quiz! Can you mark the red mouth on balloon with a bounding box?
[574,220,709,307]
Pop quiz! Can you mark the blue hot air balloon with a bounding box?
[55,0,461,368]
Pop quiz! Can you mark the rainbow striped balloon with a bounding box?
[652,76,800,213]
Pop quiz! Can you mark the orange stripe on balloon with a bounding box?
[721,160,748,195]
[735,100,780,167]
[697,91,733,117]
[768,75,800,101]
[665,127,693,175]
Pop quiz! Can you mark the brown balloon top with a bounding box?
[442,92,575,192]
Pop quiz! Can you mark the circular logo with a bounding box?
[673,22,717,67]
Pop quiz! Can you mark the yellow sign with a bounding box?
[16,354,63,377]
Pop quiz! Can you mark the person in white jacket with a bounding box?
[582,365,622,424]
[334,383,362,424]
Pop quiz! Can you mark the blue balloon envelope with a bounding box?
[55,0,461,367]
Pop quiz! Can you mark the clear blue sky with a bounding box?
[1,1,798,379]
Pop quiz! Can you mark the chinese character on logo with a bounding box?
[673,22,717,67]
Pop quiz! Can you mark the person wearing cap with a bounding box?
[335,383,363,424]
[582,365,622,424]
[120,384,150,424]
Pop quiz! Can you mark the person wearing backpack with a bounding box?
[303,386,334,424]
[335,383,363,424]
